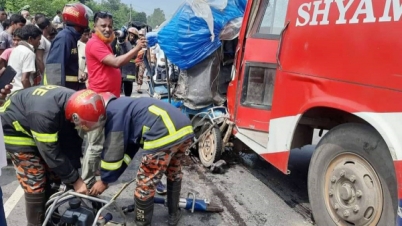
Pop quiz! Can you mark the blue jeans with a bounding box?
[0,187,7,226]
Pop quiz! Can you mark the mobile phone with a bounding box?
[0,66,17,90]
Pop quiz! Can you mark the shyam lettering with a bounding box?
[296,0,402,27]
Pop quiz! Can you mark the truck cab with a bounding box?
[227,0,402,225]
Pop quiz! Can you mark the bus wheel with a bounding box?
[198,123,223,167]
[308,123,397,226]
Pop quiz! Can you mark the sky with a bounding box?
[121,0,186,19]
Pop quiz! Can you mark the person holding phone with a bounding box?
[114,27,140,96]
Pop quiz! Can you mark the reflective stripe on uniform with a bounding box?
[123,154,131,165]
[66,75,78,82]
[126,75,136,80]
[148,105,176,135]
[140,126,150,144]
[12,121,32,137]
[31,130,58,143]
[0,99,11,112]
[101,154,132,171]
[143,125,193,150]
[4,136,36,146]
[43,73,48,85]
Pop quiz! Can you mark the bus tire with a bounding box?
[308,123,397,226]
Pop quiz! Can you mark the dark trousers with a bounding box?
[0,186,7,226]
[65,82,86,91]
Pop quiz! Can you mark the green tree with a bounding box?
[96,0,131,28]
[147,8,165,29]
[1,0,139,29]
[132,11,146,23]
[4,0,73,17]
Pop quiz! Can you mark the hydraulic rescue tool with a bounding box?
[43,179,223,226]
[122,192,224,214]
[43,180,132,226]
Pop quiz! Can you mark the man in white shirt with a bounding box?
[52,10,62,25]
[77,28,90,86]
[151,43,171,81]
[34,16,52,77]
[21,10,32,25]
[8,24,42,93]
[0,8,7,32]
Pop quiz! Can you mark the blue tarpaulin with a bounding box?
[156,0,247,69]
[146,31,158,47]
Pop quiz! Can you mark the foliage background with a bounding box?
[0,0,166,29]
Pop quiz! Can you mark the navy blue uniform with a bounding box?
[100,97,194,184]
[0,85,83,184]
[44,26,86,91]
[115,41,137,82]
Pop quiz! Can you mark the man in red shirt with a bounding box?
[85,11,146,97]
[82,11,146,187]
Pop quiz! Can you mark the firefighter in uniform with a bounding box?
[0,86,106,225]
[90,93,194,226]
[135,29,148,93]
[115,27,140,96]
[44,3,93,90]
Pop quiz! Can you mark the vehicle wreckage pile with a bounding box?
[147,0,247,110]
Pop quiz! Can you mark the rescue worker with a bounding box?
[115,27,140,96]
[44,3,93,90]
[0,85,106,225]
[135,29,148,93]
[90,93,194,226]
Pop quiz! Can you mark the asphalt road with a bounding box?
[0,82,318,226]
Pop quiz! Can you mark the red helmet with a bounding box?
[62,2,93,28]
[65,90,106,132]
[98,92,117,108]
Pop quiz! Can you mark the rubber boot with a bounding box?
[134,197,154,226]
[167,180,182,226]
[25,192,46,226]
